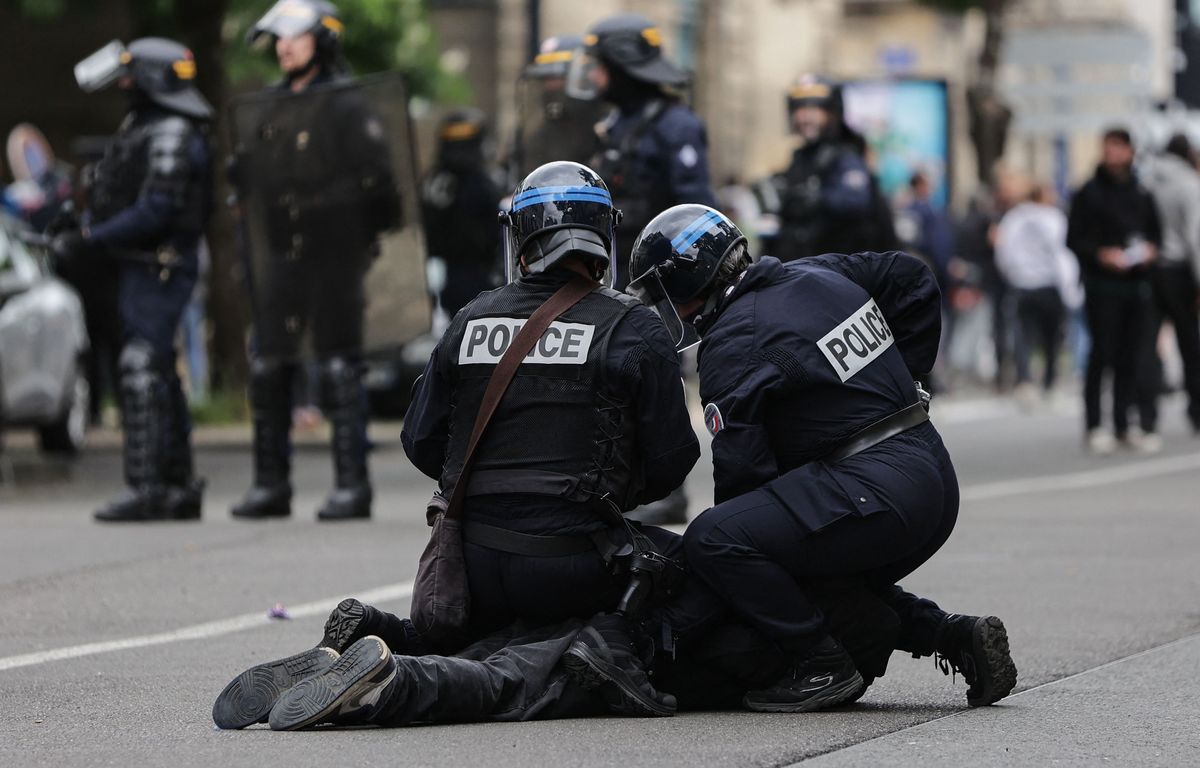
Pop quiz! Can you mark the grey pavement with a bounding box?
[0,392,1198,767]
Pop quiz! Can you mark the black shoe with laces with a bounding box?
[269,636,397,730]
[563,613,676,717]
[742,636,864,713]
[320,598,426,655]
[212,647,339,729]
[934,614,1017,707]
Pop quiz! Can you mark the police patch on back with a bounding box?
[459,317,595,365]
[817,298,894,382]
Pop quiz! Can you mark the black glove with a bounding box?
[49,229,88,265]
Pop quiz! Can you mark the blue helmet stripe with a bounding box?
[670,210,726,253]
[511,185,612,210]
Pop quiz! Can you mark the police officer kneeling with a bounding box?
[401,161,700,716]
[628,205,1017,712]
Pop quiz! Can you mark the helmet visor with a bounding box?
[564,48,602,101]
[626,269,698,352]
[75,40,128,93]
[252,0,320,45]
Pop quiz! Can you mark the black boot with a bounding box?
[232,360,294,519]
[316,358,372,521]
[96,343,171,522]
[742,636,864,712]
[933,614,1017,707]
[162,372,203,520]
[320,598,426,654]
[564,613,676,717]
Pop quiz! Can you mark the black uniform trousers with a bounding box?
[682,422,955,658]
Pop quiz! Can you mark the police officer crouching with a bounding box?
[628,206,1018,711]
[770,76,895,261]
[571,14,718,290]
[61,38,213,522]
[402,161,699,716]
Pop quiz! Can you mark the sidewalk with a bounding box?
[801,631,1200,767]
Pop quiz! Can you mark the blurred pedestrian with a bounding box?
[1067,128,1162,454]
[768,75,896,262]
[995,182,1071,404]
[420,109,503,317]
[1142,134,1200,434]
[899,171,954,289]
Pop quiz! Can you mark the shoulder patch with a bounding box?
[704,402,725,436]
[842,168,869,189]
[678,144,699,168]
[817,298,894,382]
[458,317,595,365]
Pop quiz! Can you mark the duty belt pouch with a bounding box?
[410,276,599,652]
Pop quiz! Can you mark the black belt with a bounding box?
[463,521,598,557]
[825,403,930,463]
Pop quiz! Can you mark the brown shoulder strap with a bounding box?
[446,275,599,520]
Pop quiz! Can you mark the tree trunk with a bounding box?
[967,0,1012,189]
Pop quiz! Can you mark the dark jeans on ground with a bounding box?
[1151,263,1200,429]
[1084,278,1157,435]
[1014,286,1065,390]
[680,423,956,657]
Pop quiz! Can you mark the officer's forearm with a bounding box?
[87,193,174,248]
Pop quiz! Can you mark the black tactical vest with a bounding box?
[91,110,210,240]
[441,276,640,509]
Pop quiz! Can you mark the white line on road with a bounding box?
[3,450,1198,675]
[0,581,413,673]
[961,451,1200,502]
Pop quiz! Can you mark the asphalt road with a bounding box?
[1,393,1198,767]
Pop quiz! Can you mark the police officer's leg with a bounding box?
[161,367,205,517]
[311,270,371,521]
[232,357,297,518]
[94,339,172,522]
[97,268,194,522]
[313,356,372,520]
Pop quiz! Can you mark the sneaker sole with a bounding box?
[268,636,391,731]
[742,670,865,713]
[968,616,1018,707]
[321,598,366,652]
[563,642,675,717]
[212,647,338,729]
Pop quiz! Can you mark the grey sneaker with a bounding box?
[269,636,396,730]
[213,647,339,729]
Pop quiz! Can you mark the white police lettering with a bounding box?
[817,298,894,382]
[458,317,595,365]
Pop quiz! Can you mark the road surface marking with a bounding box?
[0,581,413,673]
[2,451,1197,674]
[962,451,1200,502]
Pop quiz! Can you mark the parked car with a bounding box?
[0,214,89,454]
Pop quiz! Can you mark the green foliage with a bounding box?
[917,0,986,11]
[224,0,471,101]
[15,0,65,16]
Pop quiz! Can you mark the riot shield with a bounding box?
[229,71,428,360]
[513,76,604,177]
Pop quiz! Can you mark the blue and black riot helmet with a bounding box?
[499,161,622,286]
[628,204,749,347]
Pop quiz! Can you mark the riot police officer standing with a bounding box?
[771,75,895,261]
[231,0,402,521]
[61,38,213,522]
[571,14,718,289]
[512,34,605,176]
[420,109,502,316]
